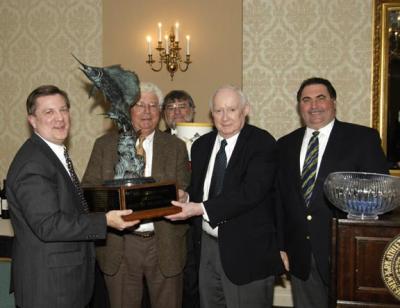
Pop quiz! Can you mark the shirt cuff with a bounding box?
[201,202,210,221]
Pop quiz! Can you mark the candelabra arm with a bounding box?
[146,55,163,72]
[179,55,192,72]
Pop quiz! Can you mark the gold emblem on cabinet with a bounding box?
[381,235,400,300]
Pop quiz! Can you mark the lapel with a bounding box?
[226,124,250,172]
[289,127,306,198]
[198,131,217,190]
[292,127,306,186]
[30,133,75,189]
[315,120,342,184]
[151,130,163,177]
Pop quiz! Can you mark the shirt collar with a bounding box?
[216,131,240,147]
[35,132,65,154]
[143,130,155,143]
[305,119,335,137]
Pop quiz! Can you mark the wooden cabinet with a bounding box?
[331,210,400,307]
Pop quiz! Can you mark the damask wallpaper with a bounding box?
[0,0,104,181]
[243,0,373,139]
[0,0,374,182]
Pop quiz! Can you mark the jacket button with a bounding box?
[307,215,312,221]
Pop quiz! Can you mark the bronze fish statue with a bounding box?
[73,55,140,132]
[75,55,148,182]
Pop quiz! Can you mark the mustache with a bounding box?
[309,108,325,113]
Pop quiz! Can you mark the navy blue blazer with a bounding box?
[189,124,284,285]
[276,120,389,283]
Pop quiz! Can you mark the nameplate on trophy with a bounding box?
[83,181,181,221]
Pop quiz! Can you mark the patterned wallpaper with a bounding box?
[243,0,373,139]
[0,0,374,182]
[0,0,104,181]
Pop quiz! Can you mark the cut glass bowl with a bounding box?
[323,172,400,220]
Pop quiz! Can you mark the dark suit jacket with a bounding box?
[189,124,284,285]
[82,129,190,277]
[276,120,389,283]
[6,133,107,308]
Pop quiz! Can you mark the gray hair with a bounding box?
[209,85,249,111]
[140,82,163,108]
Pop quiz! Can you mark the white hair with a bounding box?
[208,85,249,111]
[140,82,163,108]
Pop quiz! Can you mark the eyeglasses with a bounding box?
[165,102,190,112]
[133,102,159,112]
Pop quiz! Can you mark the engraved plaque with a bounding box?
[83,181,181,221]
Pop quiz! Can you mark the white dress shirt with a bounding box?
[202,132,239,237]
[299,119,335,177]
[135,131,155,232]
[35,133,70,175]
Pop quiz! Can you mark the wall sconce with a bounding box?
[146,22,191,80]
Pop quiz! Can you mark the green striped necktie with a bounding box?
[301,131,319,206]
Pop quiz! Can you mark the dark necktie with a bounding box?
[301,131,319,206]
[208,139,227,199]
[64,147,89,213]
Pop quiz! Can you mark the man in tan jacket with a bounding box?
[83,82,190,308]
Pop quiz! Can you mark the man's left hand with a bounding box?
[165,200,204,221]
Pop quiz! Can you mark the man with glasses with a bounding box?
[83,82,190,308]
[162,90,199,308]
[162,90,195,134]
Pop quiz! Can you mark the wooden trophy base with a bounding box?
[123,206,181,221]
[83,180,181,220]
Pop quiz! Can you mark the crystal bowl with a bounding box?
[323,172,400,220]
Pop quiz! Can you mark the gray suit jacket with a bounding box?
[6,133,107,308]
[82,129,190,277]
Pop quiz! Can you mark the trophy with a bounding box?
[74,56,181,220]
[175,122,213,160]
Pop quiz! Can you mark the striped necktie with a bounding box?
[64,147,89,213]
[208,139,227,199]
[301,131,319,206]
[136,136,146,164]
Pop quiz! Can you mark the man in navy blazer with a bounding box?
[276,77,389,308]
[166,85,283,308]
[6,85,138,308]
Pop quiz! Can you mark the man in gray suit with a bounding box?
[83,82,191,308]
[6,85,138,308]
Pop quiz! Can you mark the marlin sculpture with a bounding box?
[73,54,140,132]
[74,55,148,182]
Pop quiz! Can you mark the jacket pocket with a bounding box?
[47,250,84,268]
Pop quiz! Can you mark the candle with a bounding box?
[158,22,162,42]
[165,35,169,54]
[186,35,190,55]
[175,22,179,41]
[146,36,152,55]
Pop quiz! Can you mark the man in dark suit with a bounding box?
[162,90,195,135]
[166,85,284,308]
[276,77,389,308]
[6,85,138,308]
[82,82,190,308]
